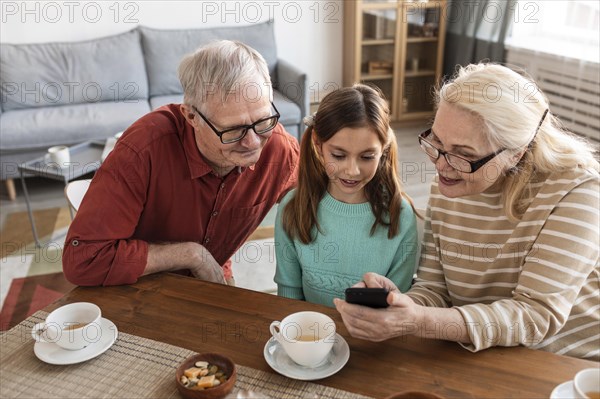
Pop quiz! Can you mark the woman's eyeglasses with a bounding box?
[418,109,549,173]
[418,130,506,174]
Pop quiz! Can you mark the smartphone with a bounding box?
[345,287,390,308]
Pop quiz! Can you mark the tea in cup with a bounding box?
[574,368,600,399]
[46,145,70,167]
[31,302,102,350]
[269,311,336,367]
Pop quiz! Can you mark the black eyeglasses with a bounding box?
[418,130,506,173]
[192,102,280,144]
[418,109,549,173]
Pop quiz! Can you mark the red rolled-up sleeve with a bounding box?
[63,142,150,286]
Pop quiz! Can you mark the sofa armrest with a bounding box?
[275,59,309,138]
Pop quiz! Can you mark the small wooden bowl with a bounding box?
[175,353,237,399]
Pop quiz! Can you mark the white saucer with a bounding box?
[34,317,118,365]
[550,380,576,399]
[263,333,350,381]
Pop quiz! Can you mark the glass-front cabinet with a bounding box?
[360,7,397,112]
[343,0,447,121]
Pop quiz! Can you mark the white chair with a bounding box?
[64,179,92,214]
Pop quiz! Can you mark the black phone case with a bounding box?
[345,288,389,308]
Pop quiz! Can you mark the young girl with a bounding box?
[274,84,419,307]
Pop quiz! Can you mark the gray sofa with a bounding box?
[0,20,308,195]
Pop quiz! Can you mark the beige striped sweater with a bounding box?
[408,168,600,361]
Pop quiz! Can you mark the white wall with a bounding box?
[0,0,343,101]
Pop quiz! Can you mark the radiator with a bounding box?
[506,46,600,142]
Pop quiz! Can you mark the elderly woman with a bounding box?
[334,63,599,361]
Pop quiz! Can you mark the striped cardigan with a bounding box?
[408,169,599,361]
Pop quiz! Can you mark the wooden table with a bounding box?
[47,273,596,398]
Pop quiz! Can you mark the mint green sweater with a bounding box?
[274,190,418,307]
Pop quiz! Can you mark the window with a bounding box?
[508,1,600,63]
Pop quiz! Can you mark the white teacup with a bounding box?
[46,145,70,167]
[574,368,600,399]
[269,311,336,367]
[31,302,102,350]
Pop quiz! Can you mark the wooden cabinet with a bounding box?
[343,0,447,121]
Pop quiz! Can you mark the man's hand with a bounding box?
[145,242,226,284]
[187,243,227,284]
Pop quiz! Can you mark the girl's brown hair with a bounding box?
[282,83,408,244]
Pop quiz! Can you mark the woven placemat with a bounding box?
[0,311,371,399]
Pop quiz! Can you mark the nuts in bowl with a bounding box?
[176,353,237,399]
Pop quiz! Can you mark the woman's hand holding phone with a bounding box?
[345,288,390,308]
[334,272,424,342]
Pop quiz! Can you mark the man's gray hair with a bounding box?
[178,40,272,112]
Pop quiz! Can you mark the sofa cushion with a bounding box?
[149,94,183,110]
[0,101,150,152]
[139,21,277,97]
[272,91,301,127]
[0,30,148,112]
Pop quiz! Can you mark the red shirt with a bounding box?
[63,104,299,286]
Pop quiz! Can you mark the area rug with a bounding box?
[0,207,73,330]
[0,207,277,331]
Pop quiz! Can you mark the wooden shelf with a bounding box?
[361,74,394,81]
[344,0,447,121]
[407,37,438,43]
[404,70,436,78]
[362,39,395,45]
[401,1,444,9]
[362,3,397,10]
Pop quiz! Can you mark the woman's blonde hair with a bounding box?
[282,84,410,244]
[178,40,272,112]
[436,63,599,221]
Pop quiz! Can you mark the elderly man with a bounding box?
[63,40,299,286]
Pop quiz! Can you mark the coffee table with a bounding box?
[18,140,105,247]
